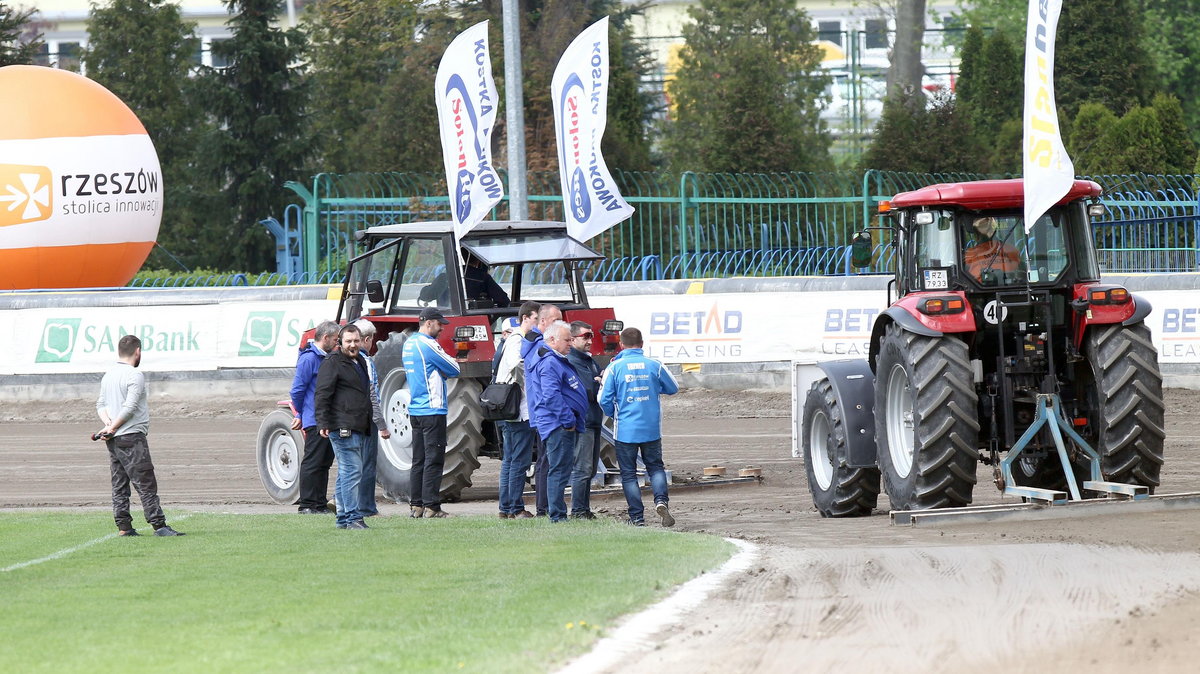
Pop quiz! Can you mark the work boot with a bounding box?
[424,508,452,518]
[153,525,186,537]
[410,506,425,519]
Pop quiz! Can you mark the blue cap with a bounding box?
[505,317,520,329]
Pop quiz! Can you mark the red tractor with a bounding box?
[802,179,1165,516]
[256,220,622,504]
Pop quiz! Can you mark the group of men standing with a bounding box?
[496,301,678,526]
[289,307,458,528]
[288,302,678,528]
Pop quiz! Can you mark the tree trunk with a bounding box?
[887,0,927,109]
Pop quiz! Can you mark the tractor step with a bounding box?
[891,491,1200,526]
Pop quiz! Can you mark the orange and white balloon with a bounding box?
[0,65,162,290]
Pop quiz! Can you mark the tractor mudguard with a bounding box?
[1123,293,1153,326]
[816,360,878,468]
[868,307,941,372]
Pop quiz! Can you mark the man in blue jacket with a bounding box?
[599,327,680,527]
[522,303,561,516]
[290,320,340,514]
[531,321,589,523]
[565,321,603,519]
[402,307,461,518]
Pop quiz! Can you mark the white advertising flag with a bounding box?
[551,17,635,242]
[435,21,503,242]
[1022,0,1075,233]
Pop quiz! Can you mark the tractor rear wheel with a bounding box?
[1083,323,1166,491]
[802,377,880,517]
[874,324,979,510]
[373,331,484,502]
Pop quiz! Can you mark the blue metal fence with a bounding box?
[142,170,1200,287]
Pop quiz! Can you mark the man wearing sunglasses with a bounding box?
[565,321,603,519]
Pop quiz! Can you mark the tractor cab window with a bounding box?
[911,210,959,289]
[959,211,1069,286]
[395,238,452,310]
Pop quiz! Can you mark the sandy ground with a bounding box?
[3,388,1200,672]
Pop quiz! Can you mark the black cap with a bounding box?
[419,307,450,324]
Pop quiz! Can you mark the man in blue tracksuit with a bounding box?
[290,320,341,514]
[401,307,460,518]
[522,304,562,516]
[530,321,589,522]
[599,327,680,527]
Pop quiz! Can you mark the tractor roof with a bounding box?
[890,179,1102,210]
[358,220,567,240]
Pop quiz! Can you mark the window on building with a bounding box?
[32,43,50,67]
[56,42,82,72]
[818,21,842,47]
[210,38,231,68]
[864,18,889,50]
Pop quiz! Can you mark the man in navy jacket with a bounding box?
[531,321,589,523]
[290,320,340,514]
[599,327,680,526]
[522,304,562,516]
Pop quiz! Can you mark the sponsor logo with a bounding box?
[646,303,743,359]
[444,65,501,224]
[239,311,285,356]
[0,164,53,227]
[822,308,881,355]
[36,318,81,363]
[558,73,592,222]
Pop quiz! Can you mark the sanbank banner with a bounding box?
[5,301,333,374]
[1022,0,1074,232]
[551,17,634,242]
[435,21,503,242]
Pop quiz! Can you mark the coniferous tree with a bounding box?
[1143,1,1200,146]
[84,0,212,270]
[200,0,311,271]
[663,0,830,172]
[1150,93,1197,173]
[1056,0,1156,118]
[0,2,40,66]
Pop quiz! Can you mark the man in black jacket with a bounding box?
[315,324,374,530]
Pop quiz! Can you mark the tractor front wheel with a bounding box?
[874,324,980,511]
[802,377,880,517]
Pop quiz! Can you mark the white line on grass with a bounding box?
[559,537,759,674]
[2,513,192,573]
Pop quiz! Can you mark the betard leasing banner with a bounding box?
[1022,0,1074,232]
[435,20,503,243]
[552,17,634,242]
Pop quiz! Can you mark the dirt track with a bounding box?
[4,388,1200,673]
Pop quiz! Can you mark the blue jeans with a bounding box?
[498,420,535,515]
[544,427,578,522]
[329,431,366,527]
[614,439,669,523]
[359,426,378,516]
[570,426,601,515]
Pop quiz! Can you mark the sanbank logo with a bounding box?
[0,164,53,227]
[239,311,285,356]
[37,318,81,363]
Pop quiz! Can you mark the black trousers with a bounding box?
[534,434,548,515]
[106,432,165,531]
[297,426,334,510]
[410,414,447,508]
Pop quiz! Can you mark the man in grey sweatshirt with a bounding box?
[95,334,184,537]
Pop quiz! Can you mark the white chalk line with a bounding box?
[2,513,192,573]
[559,537,759,674]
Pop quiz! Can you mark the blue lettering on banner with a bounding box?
[822,307,880,355]
[1162,308,1198,333]
[558,72,592,222]
[649,306,743,335]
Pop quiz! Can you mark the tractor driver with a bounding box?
[418,251,511,308]
[963,216,1021,282]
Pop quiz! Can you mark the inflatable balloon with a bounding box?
[0,65,162,289]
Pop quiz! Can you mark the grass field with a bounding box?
[0,511,733,673]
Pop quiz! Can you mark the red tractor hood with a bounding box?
[891,179,1102,210]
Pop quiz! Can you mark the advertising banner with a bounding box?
[1022,0,1074,232]
[551,17,634,242]
[6,301,334,375]
[434,20,503,242]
